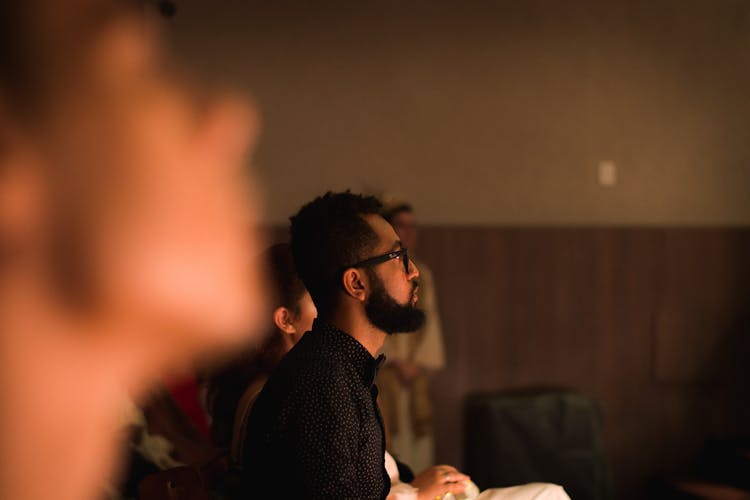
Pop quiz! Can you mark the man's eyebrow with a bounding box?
[390,241,402,251]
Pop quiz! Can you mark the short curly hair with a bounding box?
[289,191,383,319]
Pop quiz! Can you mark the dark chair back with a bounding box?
[464,390,611,500]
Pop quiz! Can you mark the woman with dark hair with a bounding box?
[207,243,316,455]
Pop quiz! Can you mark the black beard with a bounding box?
[364,270,426,335]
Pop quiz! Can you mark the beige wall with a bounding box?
[167,0,750,225]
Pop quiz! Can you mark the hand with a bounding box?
[394,359,421,386]
[411,465,471,500]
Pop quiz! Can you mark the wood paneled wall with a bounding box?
[414,227,750,498]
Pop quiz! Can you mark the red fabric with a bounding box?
[165,376,211,439]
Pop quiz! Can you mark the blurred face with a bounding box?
[0,7,268,500]
[30,16,266,356]
[389,210,417,250]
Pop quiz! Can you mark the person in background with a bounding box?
[378,200,446,472]
[206,243,317,457]
[0,2,266,499]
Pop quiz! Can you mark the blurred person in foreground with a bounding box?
[377,200,445,472]
[0,2,266,499]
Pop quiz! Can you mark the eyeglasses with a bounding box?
[347,248,410,275]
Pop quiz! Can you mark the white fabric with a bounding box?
[385,452,570,500]
[385,451,418,500]
[385,451,401,482]
[390,385,435,472]
[389,481,419,500]
[475,483,569,500]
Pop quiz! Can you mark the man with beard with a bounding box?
[243,191,425,499]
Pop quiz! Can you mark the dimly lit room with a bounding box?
[0,1,748,499]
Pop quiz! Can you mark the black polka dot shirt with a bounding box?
[243,320,390,499]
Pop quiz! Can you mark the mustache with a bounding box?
[410,280,419,295]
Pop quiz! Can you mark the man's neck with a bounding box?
[325,307,386,358]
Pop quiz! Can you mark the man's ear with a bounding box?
[341,268,367,302]
[273,306,297,335]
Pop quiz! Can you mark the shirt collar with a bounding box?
[312,319,386,388]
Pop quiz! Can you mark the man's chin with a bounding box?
[391,308,426,335]
[364,286,426,334]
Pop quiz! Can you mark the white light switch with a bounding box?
[598,160,617,187]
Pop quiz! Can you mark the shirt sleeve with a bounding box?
[287,364,364,498]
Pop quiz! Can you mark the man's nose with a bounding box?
[408,259,419,280]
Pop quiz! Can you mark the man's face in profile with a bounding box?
[360,215,425,335]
